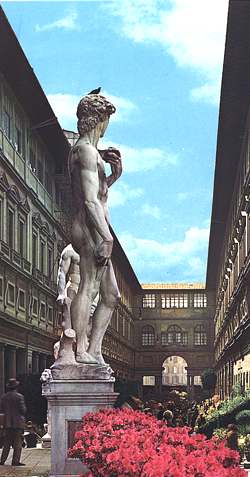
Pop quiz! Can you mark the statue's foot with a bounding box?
[76,351,98,364]
[87,352,107,366]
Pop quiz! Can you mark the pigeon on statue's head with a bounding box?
[88,87,101,95]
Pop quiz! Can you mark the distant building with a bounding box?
[134,284,214,400]
[206,0,250,398]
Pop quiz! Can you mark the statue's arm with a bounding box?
[57,253,71,303]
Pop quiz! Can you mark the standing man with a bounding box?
[0,378,26,466]
[69,91,122,365]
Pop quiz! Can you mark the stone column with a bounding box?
[221,367,225,400]
[231,361,234,394]
[224,363,228,398]
[190,375,195,402]
[32,352,40,375]
[7,347,16,379]
[187,373,191,400]
[0,344,5,396]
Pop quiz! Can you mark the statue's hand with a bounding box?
[56,294,66,305]
[102,147,121,163]
[102,148,122,186]
[94,240,113,266]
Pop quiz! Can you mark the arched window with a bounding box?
[142,325,155,346]
[161,325,188,345]
[194,324,207,345]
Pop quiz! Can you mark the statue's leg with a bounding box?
[87,261,120,365]
[70,252,97,363]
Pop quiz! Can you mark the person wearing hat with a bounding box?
[0,378,26,466]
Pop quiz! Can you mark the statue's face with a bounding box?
[100,117,109,137]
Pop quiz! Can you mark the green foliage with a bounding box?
[235,410,250,425]
[213,427,227,441]
[237,424,250,436]
[231,383,243,398]
[206,392,250,422]
[201,369,217,390]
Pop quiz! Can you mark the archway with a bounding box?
[162,356,188,387]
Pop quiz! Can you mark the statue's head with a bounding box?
[77,93,116,135]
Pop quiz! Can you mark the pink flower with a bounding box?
[68,408,247,477]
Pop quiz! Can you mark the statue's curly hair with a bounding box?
[77,94,116,135]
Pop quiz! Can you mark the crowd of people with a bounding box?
[121,392,241,452]
[122,390,190,427]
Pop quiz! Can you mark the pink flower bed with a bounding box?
[68,408,247,477]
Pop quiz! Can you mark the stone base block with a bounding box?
[42,376,118,477]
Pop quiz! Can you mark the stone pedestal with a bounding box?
[42,364,118,477]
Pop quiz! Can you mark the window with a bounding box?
[18,289,25,310]
[32,297,38,316]
[193,293,207,308]
[142,294,155,308]
[48,306,53,323]
[182,332,188,345]
[142,325,155,346]
[48,247,53,278]
[161,333,168,346]
[3,109,11,139]
[164,325,187,345]
[15,126,22,154]
[40,241,45,274]
[194,324,207,345]
[29,148,36,173]
[143,376,155,386]
[40,302,46,320]
[7,283,15,305]
[18,217,26,257]
[32,232,37,268]
[8,209,14,249]
[194,376,202,385]
[161,293,189,308]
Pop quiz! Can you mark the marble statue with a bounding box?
[68,91,122,365]
[54,243,99,364]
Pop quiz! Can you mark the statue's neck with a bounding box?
[80,123,103,147]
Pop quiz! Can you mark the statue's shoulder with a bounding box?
[73,141,97,156]
[71,141,97,169]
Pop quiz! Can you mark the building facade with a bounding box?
[206,0,250,399]
[133,284,214,400]
[0,7,71,396]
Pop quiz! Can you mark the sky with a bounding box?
[2,0,229,284]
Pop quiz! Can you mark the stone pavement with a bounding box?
[0,448,50,477]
